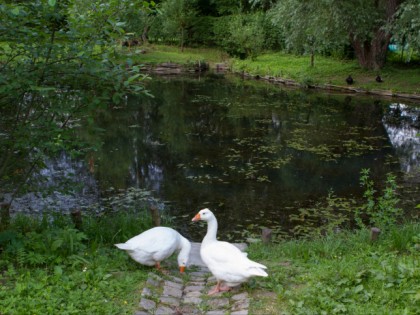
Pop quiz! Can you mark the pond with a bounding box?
[6,74,420,241]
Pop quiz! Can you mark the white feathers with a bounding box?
[115,226,191,270]
[192,208,268,291]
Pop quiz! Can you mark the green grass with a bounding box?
[247,222,420,315]
[228,52,420,95]
[120,44,229,65]
[0,211,158,315]
[1,210,418,314]
[124,45,420,95]
[0,249,149,315]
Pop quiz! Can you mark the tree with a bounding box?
[0,0,149,205]
[269,0,346,67]
[214,12,266,59]
[160,0,199,51]
[332,0,403,70]
[390,0,420,55]
[268,0,406,70]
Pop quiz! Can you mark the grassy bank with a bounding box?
[0,168,417,314]
[128,44,420,96]
[0,210,418,314]
[0,211,156,314]
[248,223,420,314]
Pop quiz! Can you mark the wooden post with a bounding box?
[71,209,83,231]
[0,203,11,229]
[370,227,381,242]
[261,228,272,244]
[150,205,161,227]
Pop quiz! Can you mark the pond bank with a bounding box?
[237,70,420,102]
[141,61,420,102]
[130,45,420,101]
[0,206,418,314]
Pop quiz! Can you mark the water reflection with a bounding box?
[5,152,99,214]
[383,103,420,173]
[6,75,420,241]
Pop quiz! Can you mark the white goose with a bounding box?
[192,208,268,295]
[115,226,191,272]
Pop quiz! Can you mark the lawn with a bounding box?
[125,44,420,96]
[247,222,420,315]
[1,212,418,315]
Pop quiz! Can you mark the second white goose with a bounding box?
[192,208,268,295]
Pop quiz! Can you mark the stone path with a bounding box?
[134,242,250,315]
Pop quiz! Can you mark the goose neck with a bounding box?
[179,236,191,255]
[203,217,218,244]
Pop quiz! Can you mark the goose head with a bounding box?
[177,237,192,273]
[192,208,214,222]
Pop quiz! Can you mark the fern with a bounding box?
[16,247,26,267]
[26,252,46,266]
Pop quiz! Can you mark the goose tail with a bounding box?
[115,243,134,251]
[250,267,268,277]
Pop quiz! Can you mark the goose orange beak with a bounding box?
[180,266,185,273]
[192,213,201,222]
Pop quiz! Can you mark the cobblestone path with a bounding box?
[134,243,250,315]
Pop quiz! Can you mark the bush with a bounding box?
[213,13,266,59]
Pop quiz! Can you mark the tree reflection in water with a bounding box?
[382,103,420,173]
[4,76,420,240]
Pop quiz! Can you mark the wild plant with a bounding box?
[355,169,402,231]
[290,190,354,238]
[2,226,87,267]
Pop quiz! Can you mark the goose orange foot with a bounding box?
[155,262,170,274]
[208,281,231,295]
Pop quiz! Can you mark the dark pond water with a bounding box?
[7,74,420,241]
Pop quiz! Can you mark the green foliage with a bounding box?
[213,13,266,59]
[5,227,87,267]
[248,222,420,314]
[356,169,403,231]
[288,169,403,239]
[290,190,355,238]
[0,249,148,314]
[128,44,226,64]
[267,0,417,69]
[82,209,155,246]
[0,212,152,314]
[269,0,347,66]
[160,0,199,50]
[0,0,150,198]
[390,0,420,52]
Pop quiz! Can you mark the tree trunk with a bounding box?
[350,0,401,70]
[181,28,185,52]
[141,25,150,44]
[350,29,391,70]
[310,48,315,67]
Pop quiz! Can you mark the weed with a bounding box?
[356,169,402,231]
